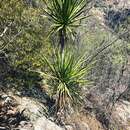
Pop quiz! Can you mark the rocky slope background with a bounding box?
[0,0,130,130]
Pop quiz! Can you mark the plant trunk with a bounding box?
[59,29,65,53]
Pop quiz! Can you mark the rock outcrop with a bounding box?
[0,94,33,130]
[16,96,47,122]
[112,100,130,130]
[34,117,64,130]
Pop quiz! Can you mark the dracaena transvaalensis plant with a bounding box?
[40,49,93,113]
[43,0,87,52]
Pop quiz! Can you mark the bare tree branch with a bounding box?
[0,30,22,52]
[0,22,12,38]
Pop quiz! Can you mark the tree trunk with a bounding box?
[59,29,65,53]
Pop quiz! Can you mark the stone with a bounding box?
[112,100,130,129]
[65,125,74,130]
[18,120,34,130]
[34,117,64,130]
[16,97,47,121]
[1,94,8,99]
[19,121,28,127]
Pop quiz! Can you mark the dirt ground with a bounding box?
[66,112,105,130]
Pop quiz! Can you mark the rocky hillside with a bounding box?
[0,0,130,130]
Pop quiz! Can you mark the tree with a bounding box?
[44,0,88,52]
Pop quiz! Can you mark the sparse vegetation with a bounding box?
[0,0,130,130]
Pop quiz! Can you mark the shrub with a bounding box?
[40,49,93,113]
